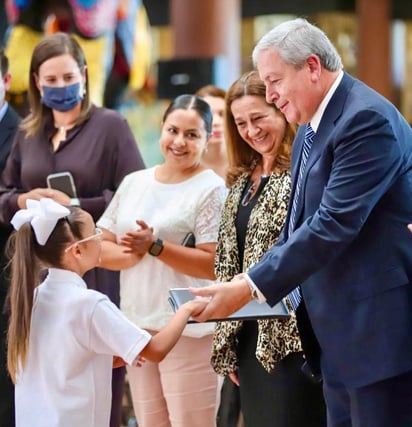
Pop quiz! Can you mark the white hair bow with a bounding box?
[11,198,71,245]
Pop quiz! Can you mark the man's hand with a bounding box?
[189,278,252,322]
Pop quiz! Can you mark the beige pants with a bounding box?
[127,333,218,427]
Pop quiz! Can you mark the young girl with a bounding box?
[7,198,207,427]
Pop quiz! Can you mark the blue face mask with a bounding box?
[41,82,83,112]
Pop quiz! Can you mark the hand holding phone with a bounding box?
[46,172,78,198]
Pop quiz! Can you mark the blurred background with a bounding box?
[1,0,411,167]
[1,2,411,426]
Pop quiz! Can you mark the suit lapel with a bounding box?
[291,73,355,226]
[0,106,20,170]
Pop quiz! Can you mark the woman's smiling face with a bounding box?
[230,94,286,160]
[160,108,209,169]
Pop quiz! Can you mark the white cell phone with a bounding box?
[46,172,78,198]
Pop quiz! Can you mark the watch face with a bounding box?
[149,240,163,256]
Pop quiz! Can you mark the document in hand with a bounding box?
[168,288,290,323]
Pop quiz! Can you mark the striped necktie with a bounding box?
[287,124,315,310]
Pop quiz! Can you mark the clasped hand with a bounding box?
[189,277,253,322]
[119,219,155,255]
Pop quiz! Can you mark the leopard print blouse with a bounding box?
[212,170,302,375]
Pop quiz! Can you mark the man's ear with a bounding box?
[3,72,11,92]
[306,55,322,82]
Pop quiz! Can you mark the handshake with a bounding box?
[171,276,253,322]
[169,279,290,323]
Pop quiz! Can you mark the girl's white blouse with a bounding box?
[15,268,151,427]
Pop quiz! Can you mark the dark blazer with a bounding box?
[0,105,20,171]
[0,104,20,274]
[249,73,412,388]
[0,103,20,427]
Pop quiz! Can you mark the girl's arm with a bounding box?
[139,298,209,363]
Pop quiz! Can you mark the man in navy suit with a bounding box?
[192,18,412,427]
[0,46,20,427]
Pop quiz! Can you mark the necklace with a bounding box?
[54,122,75,133]
[241,180,256,207]
[56,126,66,134]
[241,174,271,207]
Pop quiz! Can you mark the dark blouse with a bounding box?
[0,106,145,300]
[0,105,145,222]
[235,176,270,267]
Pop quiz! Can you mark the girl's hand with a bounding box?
[180,297,210,318]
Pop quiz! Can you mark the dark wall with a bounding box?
[241,0,355,17]
[143,0,412,26]
[393,2,412,19]
[143,0,169,26]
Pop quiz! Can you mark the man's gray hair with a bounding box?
[252,18,343,72]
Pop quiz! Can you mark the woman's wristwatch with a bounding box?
[148,238,164,256]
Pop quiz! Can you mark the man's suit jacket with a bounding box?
[0,105,20,250]
[249,73,412,388]
[0,104,20,427]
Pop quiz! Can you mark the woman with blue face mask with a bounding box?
[0,32,145,427]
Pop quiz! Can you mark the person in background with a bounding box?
[0,32,145,427]
[211,70,325,427]
[97,94,227,427]
[196,83,240,427]
[7,198,209,427]
[192,18,412,427]
[195,85,228,178]
[0,44,20,427]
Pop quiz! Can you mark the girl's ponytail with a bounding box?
[7,224,39,383]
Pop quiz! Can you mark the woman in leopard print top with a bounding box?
[212,71,326,427]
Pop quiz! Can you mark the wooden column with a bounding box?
[356,0,393,101]
[170,0,241,88]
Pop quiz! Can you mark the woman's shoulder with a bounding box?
[269,169,292,189]
[89,106,127,125]
[121,166,154,185]
[192,168,226,187]
[186,170,227,200]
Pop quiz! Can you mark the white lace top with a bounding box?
[98,167,227,337]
